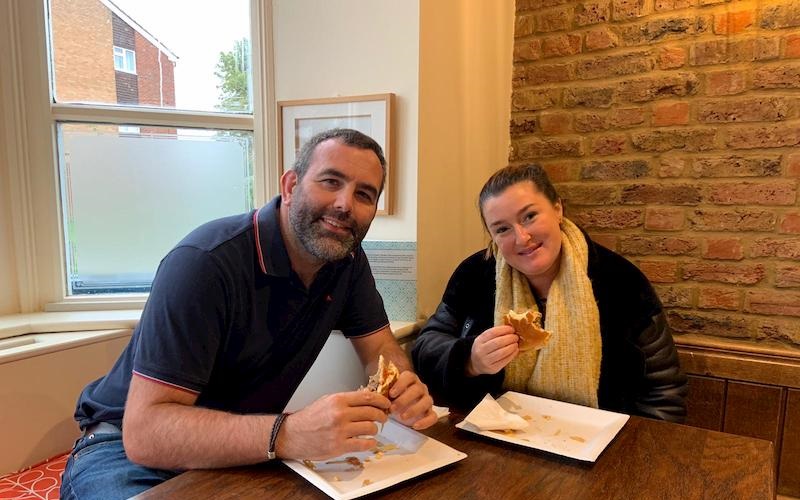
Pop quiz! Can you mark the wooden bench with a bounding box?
[676,334,800,497]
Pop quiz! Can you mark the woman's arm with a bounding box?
[633,311,688,423]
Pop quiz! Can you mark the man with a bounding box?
[61,129,436,500]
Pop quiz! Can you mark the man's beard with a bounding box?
[288,193,370,262]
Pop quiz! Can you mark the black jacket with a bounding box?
[411,238,688,423]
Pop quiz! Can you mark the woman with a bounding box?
[411,165,687,422]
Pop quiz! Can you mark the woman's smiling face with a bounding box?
[482,180,564,294]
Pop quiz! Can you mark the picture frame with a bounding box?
[278,93,394,215]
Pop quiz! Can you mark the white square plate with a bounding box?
[455,391,629,462]
[283,420,467,500]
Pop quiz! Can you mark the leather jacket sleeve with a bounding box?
[632,310,688,423]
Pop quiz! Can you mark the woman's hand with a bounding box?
[465,325,519,376]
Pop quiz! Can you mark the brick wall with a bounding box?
[50,0,116,103]
[511,0,800,347]
[135,31,176,108]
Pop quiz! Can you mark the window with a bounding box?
[112,46,136,73]
[1,0,276,311]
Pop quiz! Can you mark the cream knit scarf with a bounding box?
[495,218,602,408]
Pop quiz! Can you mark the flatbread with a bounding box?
[366,354,399,397]
[503,309,552,351]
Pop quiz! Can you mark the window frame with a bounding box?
[112,45,136,74]
[1,0,278,313]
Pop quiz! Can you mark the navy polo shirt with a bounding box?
[74,196,389,429]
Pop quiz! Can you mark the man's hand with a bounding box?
[276,391,390,460]
[466,325,519,376]
[387,371,437,430]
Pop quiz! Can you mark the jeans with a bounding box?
[59,427,179,500]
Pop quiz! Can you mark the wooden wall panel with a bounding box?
[779,389,800,496]
[684,375,725,431]
[723,382,784,446]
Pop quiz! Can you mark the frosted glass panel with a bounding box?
[58,124,253,295]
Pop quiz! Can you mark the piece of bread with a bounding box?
[366,354,400,397]
[503,309,552,351]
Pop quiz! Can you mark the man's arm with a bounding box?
[350,326,437,430]
[123,373,389,470]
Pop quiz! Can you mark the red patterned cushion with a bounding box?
[0,453,69,500]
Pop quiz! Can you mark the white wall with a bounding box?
[272,0,419,242]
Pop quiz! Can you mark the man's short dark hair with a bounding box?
[292,128,387,193]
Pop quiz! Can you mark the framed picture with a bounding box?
[278,93,394,215]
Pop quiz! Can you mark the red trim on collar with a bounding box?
[253,207,267,274]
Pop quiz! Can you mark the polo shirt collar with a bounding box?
[253,195,356,278]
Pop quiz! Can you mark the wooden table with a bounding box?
[135,414,775,499]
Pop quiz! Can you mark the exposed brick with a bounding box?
[751,238,800,259]
[652,101,689,126]
[563,86,615,108]
[682,262,765,284]
[558,184,619,205]
[704,237,744,260]
[611,107,645,128]
[745,290,800,317]
[640,260,680,283]
[691,155,781,178]
[617,16,708,45]
[655,0,696,11]
[514,39,543,62]
[571,208,644,229]
[591,134,627,155]
[659,156,686,177]
[780,213,800,234]
[613,0,652,21]
[539,111,573,135]
[726,124,800,149]
[776,264,800,287]
[621,183,702,204]
[785,34,800,58]
[620,235,698,255]
[617,72,699,103]
[696,97,789,123]
[761,2,800,30]
[688,209,776,232]
[542,34,582,58]
[585,27,619,51]
[705,70,747,96]
[713,10,754,35]
[541,161,578,182]
[753,64,800,89]
[581,160,649,180]
[575,1,611,26]
[645,207,685,230]
[510,136,584,160]
[575,50,655,80]
[510,116,538,137]
[658,46,686,69]
[589,233,619,250]
[511,88,561,111]
[631,128,716,152]
[536,7,571,33]
[688,39,760,66]
[788,152,800,177]
[708,181,797,206]
[754,317,800,345]
[517,0,570,10]
[667,310,750,339]
[515,13,537,38]
[755,37,781,61]
[574,112,610,132]
[654,285,693,306]
[689,39,727,66]
[513,63,573,87]
[698,287,741,310]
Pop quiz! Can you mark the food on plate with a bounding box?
[366,355,400,397]
[324,456,364,470]
[503,309,552,351]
